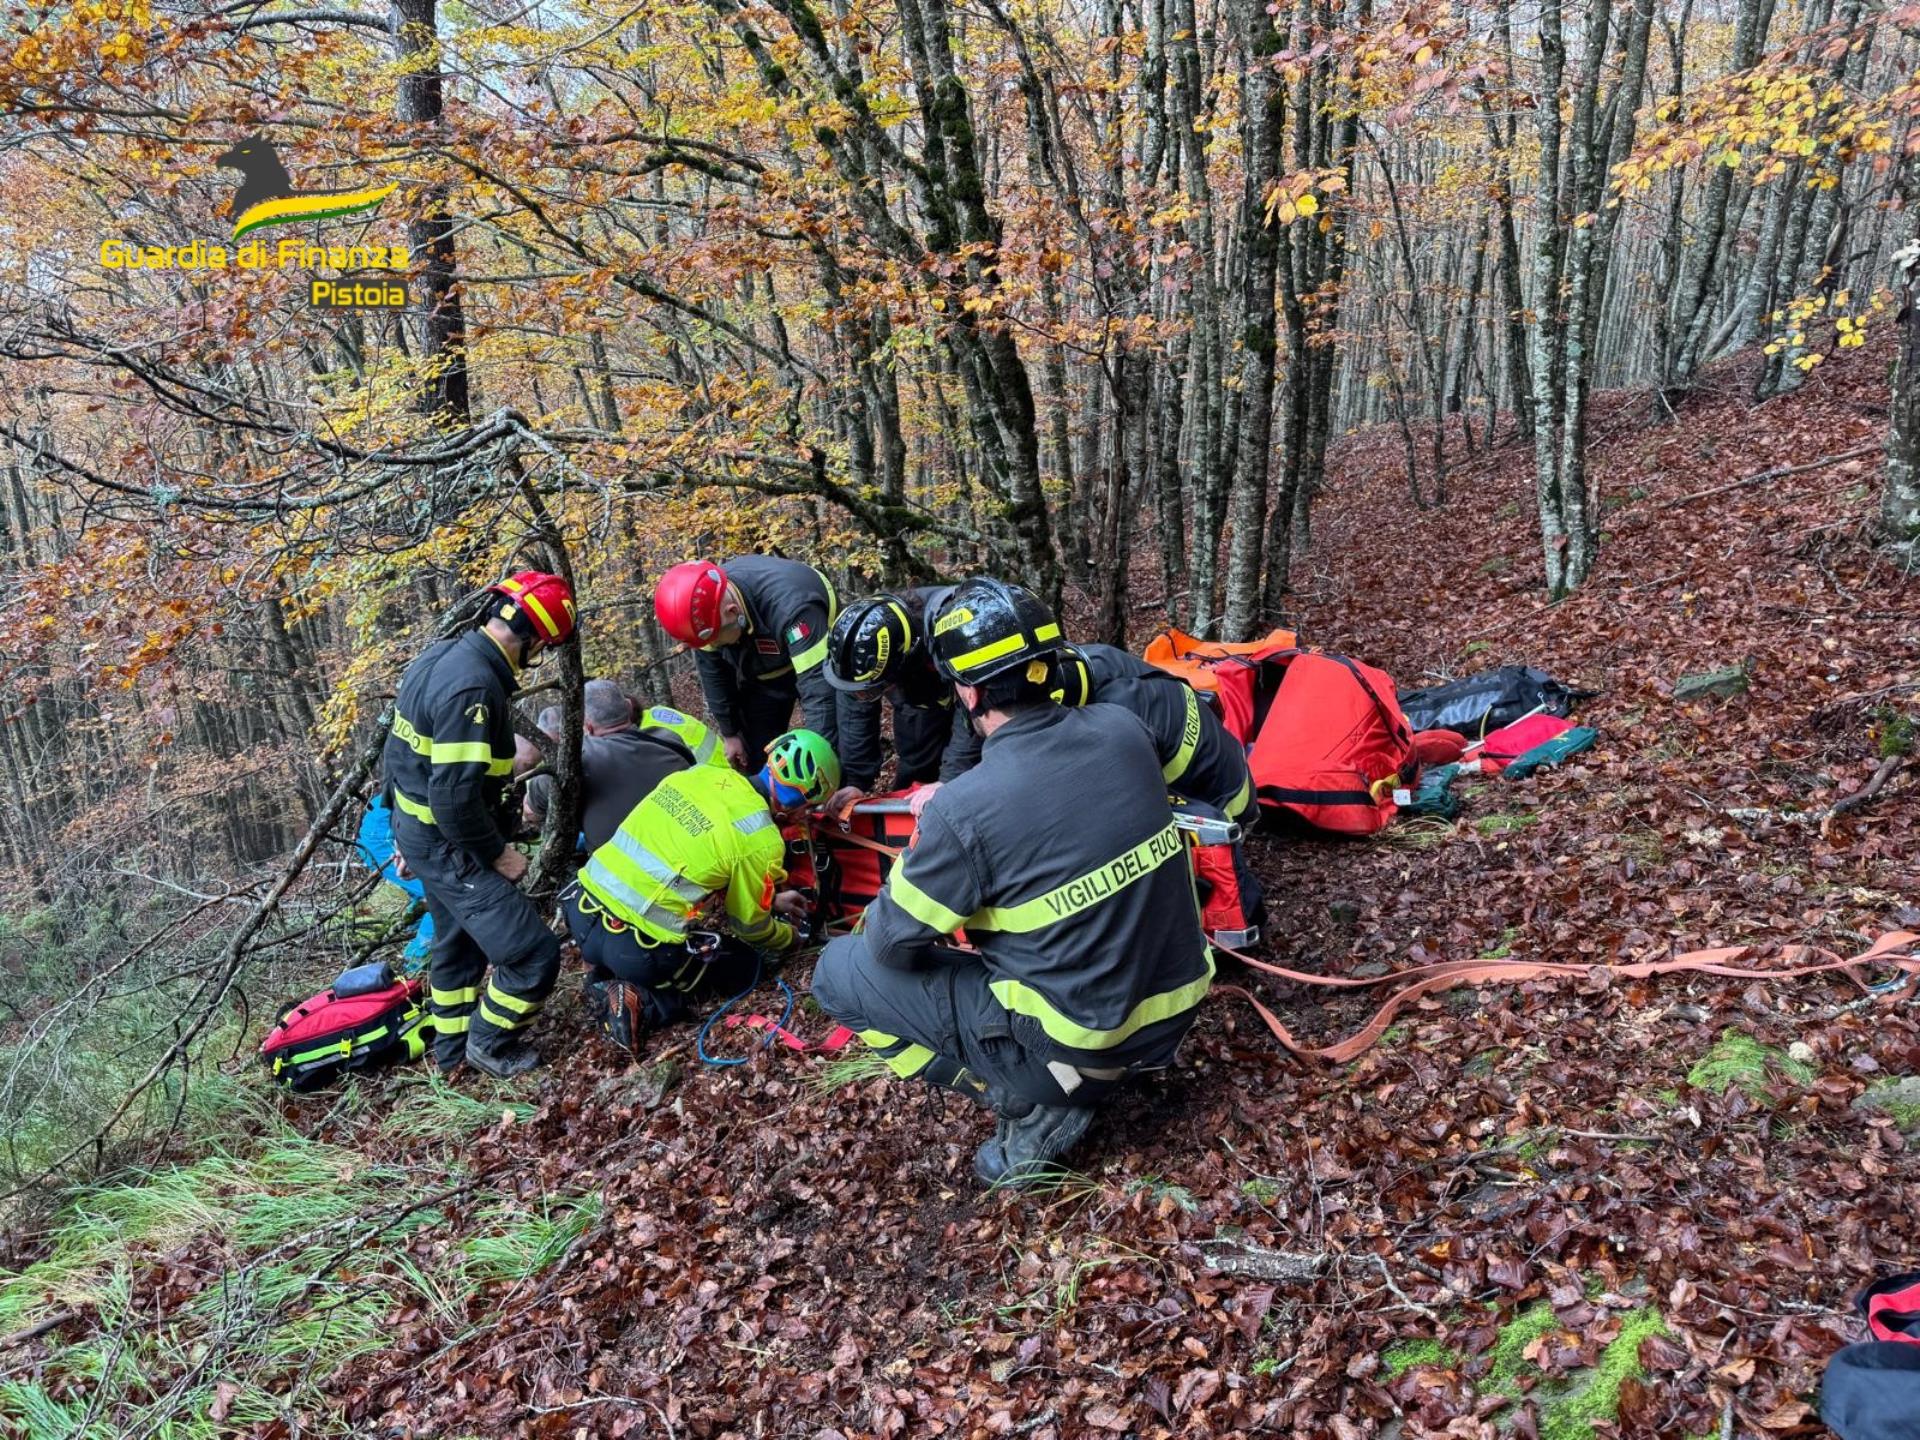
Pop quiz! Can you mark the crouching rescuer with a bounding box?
[811,579,1215,1187]
[562,730,840,1051]
[385,571,577,1079]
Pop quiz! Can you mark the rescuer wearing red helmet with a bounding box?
[384,570,577,1079]
[653,556,877,784]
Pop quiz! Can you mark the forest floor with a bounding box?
[5,342,1919,1440]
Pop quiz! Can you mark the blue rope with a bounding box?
[695,955,797,1068]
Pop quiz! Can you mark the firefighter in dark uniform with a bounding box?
[820,588,976,801]
[385,571,576,1079]
[1054,643,1254,824]
[913,640,1253,822]
[653,556,876,778]
[811,578,1214,1187]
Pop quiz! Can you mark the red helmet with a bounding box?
[489,571,576,644]
[654,561,730,646]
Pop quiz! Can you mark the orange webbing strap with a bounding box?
[1213,930,1920,1064]
[809,818,909,861]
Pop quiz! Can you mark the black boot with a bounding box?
[432,1029,468,1075]
[974,1104,1093,1188]
[465,1016,540,1079]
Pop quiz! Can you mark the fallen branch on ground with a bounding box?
[1821,753,1909,833]
[0,1309,81,1350]
[1662,444,1879,510]
[1194,1237,1326,1283]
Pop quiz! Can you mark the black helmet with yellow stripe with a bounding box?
[1051,644,1093,707]
[824,594,917,697]
[930,578,1063,685]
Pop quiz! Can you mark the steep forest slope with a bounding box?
[3,344,1917,1440]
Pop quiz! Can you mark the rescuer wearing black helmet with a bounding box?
[810,577,1214,1188]
[821,588,975,810]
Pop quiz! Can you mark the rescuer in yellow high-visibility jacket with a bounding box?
[561,730,841,1048]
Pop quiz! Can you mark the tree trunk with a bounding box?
[1220,0,1285,641]
[390,0,471,426]
[1883,238,1920,555]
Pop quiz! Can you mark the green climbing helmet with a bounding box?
[764,729,842,806]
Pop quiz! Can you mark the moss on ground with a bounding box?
[1858,1078,1920,1130]
[1686,1028,1814,1100]
[1479,927,1523,960]
[1384,1337,1461,1377]
[1486,1302,1561,1395]
[1483,1300,1669,1440]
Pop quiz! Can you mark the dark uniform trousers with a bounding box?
[811,937,1121,1111]
[892,703,961,787]
[395,811,562,1067]
[561,883,759,1028]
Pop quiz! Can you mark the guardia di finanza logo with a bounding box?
[96,135,410,308]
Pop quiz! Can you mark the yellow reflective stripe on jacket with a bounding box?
[989,950,1216,1052]
[392,713,431,756]
[643,708,724,768]
[883,1043,935,1078]
[604,828,708,904]
[790,566,835,671]
[855,1028,935,1079]
[433,1012,470,1035]
[431,739,495,766]
[1226,772,1253,820]
[942,621,1063,679]
[1162,687,1202,784]
[791,634,831,672]
[971,822,1183,933]
[888,871,969,934]
[393,790,436,824]
[430,984,479,1008]
[581,855,690,940]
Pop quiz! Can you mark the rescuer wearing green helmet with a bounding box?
[563,729,840,1052]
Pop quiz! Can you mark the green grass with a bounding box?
[1462,640,1491,657]
[806,1051,894,1094]
[1384,1337,1460,1377]
[0,1073,604,1439]
[462,1192,603,1285]
[1474,811,1538,836]
[1685,1029,1814,1100]
[1382,817,1456,850]
[1239,1178,1281,1205]
[377,1066,537,1144]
